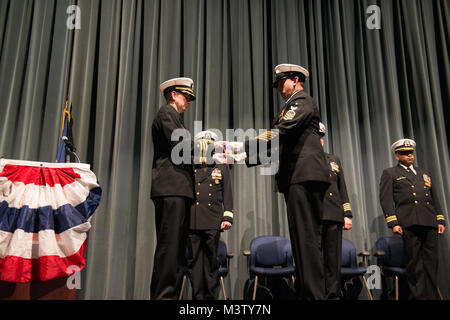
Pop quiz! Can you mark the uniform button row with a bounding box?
[413,200,430,205]
[196,192,212,196]
[196,202,212,206]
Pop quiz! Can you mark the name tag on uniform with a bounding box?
[396,176,406,181]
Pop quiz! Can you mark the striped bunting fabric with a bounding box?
[0,159,101,282]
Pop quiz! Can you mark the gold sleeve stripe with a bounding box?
[343,203,352,211]
[385,216,398,223]
[197,140,210,165]
[223,211,234,219]
[255,131,279,142]
[437,215,445,220]
[201,141,207,164]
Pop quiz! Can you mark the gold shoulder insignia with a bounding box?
[282,110,296,121]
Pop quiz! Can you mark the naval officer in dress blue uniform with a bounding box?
[187,130,234,300]
[319,122,353,299]
[216,64,331,299]
[379,138,446,299]
[150,77,197,300]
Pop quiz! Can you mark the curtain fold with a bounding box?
[0,0,449,299]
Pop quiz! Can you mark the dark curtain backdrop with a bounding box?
[0,0,449,299]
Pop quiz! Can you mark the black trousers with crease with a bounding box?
[284,182,328,300]
[150,196,191,300]
[403,225,439,300]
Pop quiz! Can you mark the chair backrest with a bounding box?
[250,236,293,268]
[341,238,357,268]
[375,236,405,267]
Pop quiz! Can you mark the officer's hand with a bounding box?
[438,224,445,235]
[343,217,352,230]
[392,225,403,235]
[221,221,232,230]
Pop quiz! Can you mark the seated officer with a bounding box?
[187,130,234,300]
[379,138,446,299]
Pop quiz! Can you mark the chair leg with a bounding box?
[361,275,373,300]
[220,276,227,300]
[394,276,399,300]
[252,275,259,300]
[179,275,187,300]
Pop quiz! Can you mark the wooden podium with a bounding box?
[0,278,77,300]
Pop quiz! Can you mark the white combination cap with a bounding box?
[273,63,309,87]
[391,138,416,153]
[160,77,195,100]
[194,130,218,142]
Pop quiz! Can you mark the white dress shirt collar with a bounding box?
[399,163,416,175]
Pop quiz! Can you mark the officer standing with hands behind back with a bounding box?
[187,130,234,300]
[318,122,353,300]
[379,138,445,299]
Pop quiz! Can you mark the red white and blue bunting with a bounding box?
[0,159,101,282]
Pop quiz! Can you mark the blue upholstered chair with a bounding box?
[374,235,407,300]
[340,238,373,300]
[243,236,295,300]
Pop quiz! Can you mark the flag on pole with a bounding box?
[56,100,73,163]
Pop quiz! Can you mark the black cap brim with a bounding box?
[272,72,306,88]
[272,75,288,88]
[164,87,196,100]
[178,89,196,101]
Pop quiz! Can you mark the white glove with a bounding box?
[230,152,247,162]
[212,153,234,164]
[226,142,244,153]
